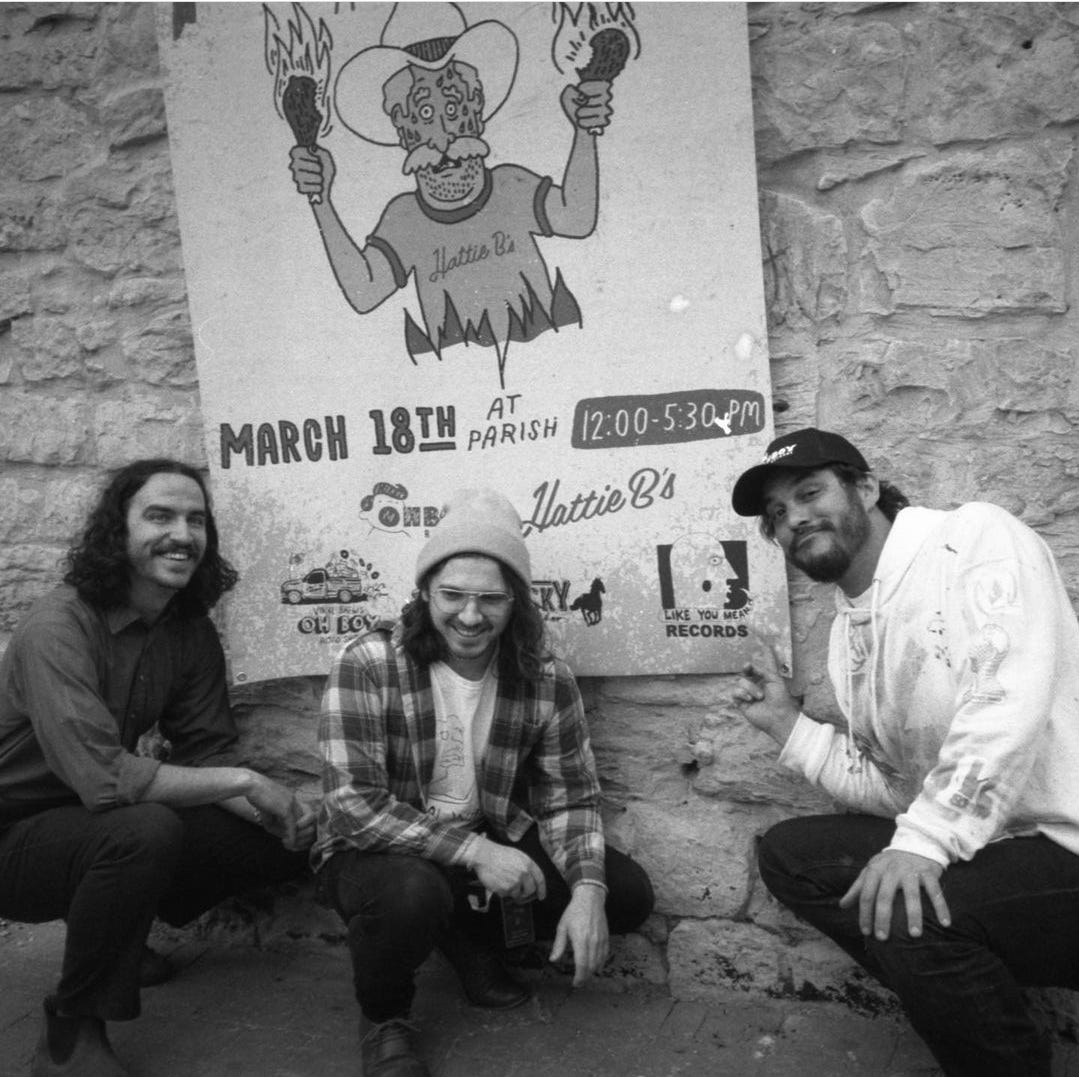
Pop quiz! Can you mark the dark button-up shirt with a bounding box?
[0,585,238,822]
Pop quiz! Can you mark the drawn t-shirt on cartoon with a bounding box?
[368,164,582,358]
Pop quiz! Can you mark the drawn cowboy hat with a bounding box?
[335,3,519,147]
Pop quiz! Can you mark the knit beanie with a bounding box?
[414,488,531,587]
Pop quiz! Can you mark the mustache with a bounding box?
[152,541,197,555]
[403,137,490,175]
[791,523,833,546]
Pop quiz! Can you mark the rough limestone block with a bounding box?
[0,392,88,464]
[0,5,100,92]
[859,139,1071,316]
[100,85,168,149]
[107,275,188,310]
[619,799,766,919]
[0,474,97,546]
[750,15,907,163]
[682,709,836,814]
[591,695,710,805]
[860,338,1073,425]
[121,308,198,387]
[909,5,1079,143]
[92,391,205,467]
[92,2,160,84]
[0,545,68,632]
[0,97,99,183]
[596,673,733,709]
[10,315,85,381]
[0,272,32,323]
[766,349,822,429]
[231,703,320,788]
[66,160,183,277]
[0,191,66,252]
[759,190,847,330]
[815,147,929,192]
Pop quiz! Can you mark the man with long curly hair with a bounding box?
[314,487,653,1077]
[0,459,315,1077]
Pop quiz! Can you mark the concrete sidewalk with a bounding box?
[0,918,953,1077]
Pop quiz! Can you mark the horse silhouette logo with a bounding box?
[569,577,606,625]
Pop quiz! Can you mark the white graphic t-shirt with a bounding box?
[425,661,497,825]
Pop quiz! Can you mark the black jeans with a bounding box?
[319,826,654,1022]
[757,814,1079,1077]
[0,802,309,1021]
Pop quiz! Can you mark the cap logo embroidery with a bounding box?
[763,444,797,464]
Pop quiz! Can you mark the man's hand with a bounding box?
[560,81,613,135]
[840,848,950,941]
[246,774,315,852]
[289,145,336,202]
[277,802,317,852]
[731,647,800,746]
[471,839,547,902]
[550,884,609,986]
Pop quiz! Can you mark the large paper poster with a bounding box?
[159,2,790,685]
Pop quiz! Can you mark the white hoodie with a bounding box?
[779,503,1079,867]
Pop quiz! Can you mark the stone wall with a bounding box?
[3,0,1079,1021]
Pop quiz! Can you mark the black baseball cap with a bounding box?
[731,428,870,516]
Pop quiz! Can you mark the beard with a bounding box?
[788,492,871,583]
[415,153,487,204]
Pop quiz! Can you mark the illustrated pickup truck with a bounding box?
[280,568,370,605]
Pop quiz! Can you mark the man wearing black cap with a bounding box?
[730,428,1079,1076]
[314,488,653,1077]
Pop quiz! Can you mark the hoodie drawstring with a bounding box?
[837,579,881,769]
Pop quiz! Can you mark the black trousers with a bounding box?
[319,825,655,1022]
[0,802,309,1020]
[758,814,1079,1077]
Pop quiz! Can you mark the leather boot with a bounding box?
[439,927,530,1009]
[31,999,128,1077]
[360,1017,429,1077]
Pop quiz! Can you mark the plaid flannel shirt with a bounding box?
[313,623,605,889]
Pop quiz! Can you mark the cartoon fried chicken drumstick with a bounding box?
[577,26,630,82]
[573,26,629,137]
[282,75,323,204]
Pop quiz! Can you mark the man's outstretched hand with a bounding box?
[550,884,608,986]
[730,647,800,746]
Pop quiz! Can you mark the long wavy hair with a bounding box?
[399,556,548,685]
[758,463,910,542]
[64,459,238,617]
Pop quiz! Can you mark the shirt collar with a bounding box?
[104,599,182,634]
[414,167,494,225]
[105,604,144,634]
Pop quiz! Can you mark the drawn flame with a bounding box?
[550,2,640,78]
[263,2,334,139]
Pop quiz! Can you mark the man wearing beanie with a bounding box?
[729,428,1079,1076]
[313,488,653,1077]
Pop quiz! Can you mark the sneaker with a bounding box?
[361,1017,429,1077]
